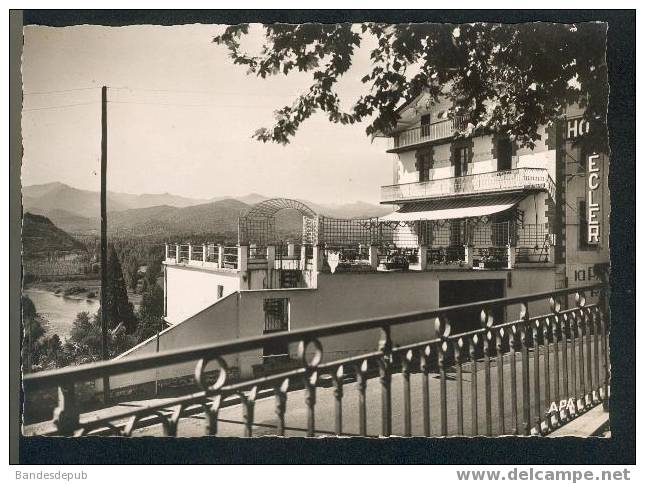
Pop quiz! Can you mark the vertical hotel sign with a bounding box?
[566,117,602,245]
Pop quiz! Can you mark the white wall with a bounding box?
[112,267,557,388]
[165,264,240,324]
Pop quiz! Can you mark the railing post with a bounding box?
[300,244,307,269]
[420,345,432,437]
[470,334,479,436]
[273,378,289,436]
[532,318,543,435]
[176,244,181,263]
[481,309,493,436]
[495,328,506,435]
[355,360,368,436]
[237,245,248,273]
[402,350,413,437]
[418,245,427,270]
[165,243,169,261]
[218,244,224,268]
[520,301,531,436]
[52,383,79,436]
[378,327,393,436]
[507,243,515,269]
[435,315,451,436]
[188,244,193,262]
[369,245,379,270]
[332,366,344,436]
[550,297,562,426]
[464,244,474,268]
[202,244,207,264]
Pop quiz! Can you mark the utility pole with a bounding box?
[100,85,110,403]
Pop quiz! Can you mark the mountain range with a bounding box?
[22,182,390,237]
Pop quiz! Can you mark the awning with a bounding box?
[380,194,526,222]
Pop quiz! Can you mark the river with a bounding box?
[23,288,100,340]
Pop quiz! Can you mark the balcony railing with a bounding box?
[381,168,555,203]
[390,115,470,151]
[23,283,609,437]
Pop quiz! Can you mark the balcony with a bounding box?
[388,115,470,152]
[381,168,555,204]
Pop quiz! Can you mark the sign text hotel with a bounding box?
[566,117,601,245]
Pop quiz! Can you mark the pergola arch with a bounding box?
[238,198,318,246]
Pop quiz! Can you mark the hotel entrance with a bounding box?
[439,279,505,333]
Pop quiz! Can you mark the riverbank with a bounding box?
[23,280,143,339]
[25,279,143,308]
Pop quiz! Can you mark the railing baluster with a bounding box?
[332,366,344,436]
[569,310,578,417]
[204,395,222,436]
[304,371,317,437]
[561,313,571,421]
[274,379,289,436]
[599,286,610,408]
[510,326,519,435]
[355,360,368,436]
[402,350,413,437]
[495,328,505,436]
[52,383,79,436]
[378,327,393,436]
[420,345,432,437]
[585,311,593,407]
[592,307,601,404]
[543,318,552,432]
[455,338,464,436]
[550,298,562,427]
[470,335,479,436]
[520,302,531,436]
[480,309,493,436]
[435,315,451,436]
[298,338,323,437]
[241,387,258,437]
[532,319,542,435]
[575,293,586,411]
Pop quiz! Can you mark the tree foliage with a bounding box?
[104,245,137,333]
[214,22,608,149]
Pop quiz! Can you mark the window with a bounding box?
[454,145,470,177]
[420,114,431,137]
[217,285,224,299]
[497,138,513,171]
[416,149,432,182]
[264,298,289,333]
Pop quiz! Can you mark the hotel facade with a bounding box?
[109,92,609,392]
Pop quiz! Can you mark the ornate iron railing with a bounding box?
[381,168,555,203]
[23,283,609,437]
[390,115,471,151]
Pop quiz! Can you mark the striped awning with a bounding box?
[380,194,526,222]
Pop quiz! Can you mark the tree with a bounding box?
[124,254,140,292]
[104,245,137,333]
[214,22,608,150]
[67,310,137,363]
[135,262,165,342]
[21,295,45,372]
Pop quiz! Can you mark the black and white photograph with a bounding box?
[9,8,636,468]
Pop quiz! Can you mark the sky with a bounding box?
[21,24,392,204]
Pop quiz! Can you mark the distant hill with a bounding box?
[22,182,208,219]
[21,212,86,258]
[22,182,390,237]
